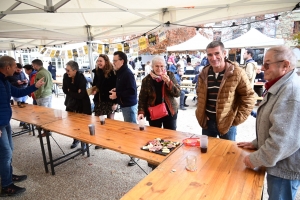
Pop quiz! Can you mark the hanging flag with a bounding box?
[78,47,84,57]
[123,43,130,53]
[40,47,47,54]
[117,43,123,51]
[158,30,167,42]
[44,49,51,57]
[104,44,109,54]
[55,50,60,57]
[60,50,66,59]
[132,40,139,52]
[138,36,148,50]
[148,33,157,46]
[49,50,56,58]
[67,50,72,59]
[97,44,103,54]
[72,49,78,57]
[83,45,88,54]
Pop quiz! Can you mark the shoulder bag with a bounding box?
[148,83,169,120]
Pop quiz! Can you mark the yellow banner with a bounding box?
[123,43,130,53]
[117,44,123,51]
[98,44,103,54]
[83,45,88,54]
[138,37,148,50]
[67,50,72,59]
[55,50,60,57]
[50,50,56,58]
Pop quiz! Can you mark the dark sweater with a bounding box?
[92,68,117,104]
[0,72,37,126]
[7,71,28,89]
[63,72,91,115]
[115,64,137,107]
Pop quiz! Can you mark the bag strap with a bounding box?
[162,83,165,102]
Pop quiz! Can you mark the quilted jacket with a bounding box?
[195,60,255,135]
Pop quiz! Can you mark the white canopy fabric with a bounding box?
[0,0,298,50]
[167,32,212,51]
[223,28,285,48]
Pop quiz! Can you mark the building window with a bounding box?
[294,21,300,34]
[213,31,222,41]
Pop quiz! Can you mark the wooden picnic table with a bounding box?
[121,137,265,200]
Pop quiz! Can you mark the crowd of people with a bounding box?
[0,42,299,199]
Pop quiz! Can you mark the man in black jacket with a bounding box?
[109,51,138,166]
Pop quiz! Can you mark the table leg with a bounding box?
[38,128,49,173]
[31,124,35,136]
[45,130,55,175]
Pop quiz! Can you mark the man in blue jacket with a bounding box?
[0,56,45,197]
[109,51,138,166]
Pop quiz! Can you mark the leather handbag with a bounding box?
[148,83,168,120]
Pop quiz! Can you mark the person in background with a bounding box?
[185,62,195,75]
[0,56,45,197]
[92,54,117,149]
[109,51,138,166]
[253,65,266,97]
[138,55,180,130]
[144,61,152,77]
[243,49,257,88]
[186,55,191,64]
[174,66,189,110]
[48,62,56,80]
[167,53,176,65]
[167,61,177,74]
[195,41,255,141]
[7,63,29,129]
[63,61,91,149]
[23,64,37,105]
[238,46,300,200]
[200,55,209,67]
[129,57,136,70]
[194,61,202,75]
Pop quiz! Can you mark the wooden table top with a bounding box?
[121,137,265,200]
[11,104,72,126]
[41,114,193,165]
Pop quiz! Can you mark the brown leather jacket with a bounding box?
[138,71,180,118]
[195,60,255,135]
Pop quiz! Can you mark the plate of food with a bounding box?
[141,138,181,156]
[182,138,200,146]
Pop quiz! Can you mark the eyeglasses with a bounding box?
[112,59,121,63]
[263,60,284,70]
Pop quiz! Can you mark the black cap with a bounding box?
[23,64,34,70]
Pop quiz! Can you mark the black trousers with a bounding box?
[148,112,177,130]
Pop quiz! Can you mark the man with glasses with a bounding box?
[195,41,255,141]
[109,51,138,166]
[238,46,300,199]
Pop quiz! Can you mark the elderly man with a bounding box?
[238,46,300,200]
[0,56,44,196]
[195,41,255,141]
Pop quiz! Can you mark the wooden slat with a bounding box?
[121,137,265,200]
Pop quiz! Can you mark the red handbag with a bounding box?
[148,83,169,120]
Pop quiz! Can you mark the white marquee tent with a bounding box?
[166,32,212,51]
[0,0,298,50]
[223,28,285,48]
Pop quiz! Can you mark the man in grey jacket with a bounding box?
[238,46,300,200]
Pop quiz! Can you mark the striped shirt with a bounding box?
[206,67,225,120]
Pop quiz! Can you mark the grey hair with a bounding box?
[66,60,79,71]
[267,46,297,69]
[0,56,15,69]
[151,56,166,68]
[206,41,225,52]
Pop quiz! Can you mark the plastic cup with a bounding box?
[255,79,258,83]
[88,124,95,135]
[200,135,208,153]
[99,115,105,125]
[138,118,145,131]
[185,155,197,171]
[54,110,62,119]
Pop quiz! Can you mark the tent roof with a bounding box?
[0,0,298,50]
[167,32,212,51]
[223,28,285,48]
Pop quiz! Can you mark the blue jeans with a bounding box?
[36,95,52,107]
[121,104,137,124]
[13,96,28,103]
[202,119,236,141]
[0,124,13,187]
[267,174,300,200]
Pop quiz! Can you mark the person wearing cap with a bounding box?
[23,64,37,105]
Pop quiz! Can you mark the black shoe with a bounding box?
[12,174,27,183]
[128,160,136,166]
[147,163,157,170]
[19,122,24,127]
[22,124,29,129]
[71,140,80,149]
[184,104,189,107]
[95,146,106,150]
[0,184,26,197]
[180,106,186,110]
